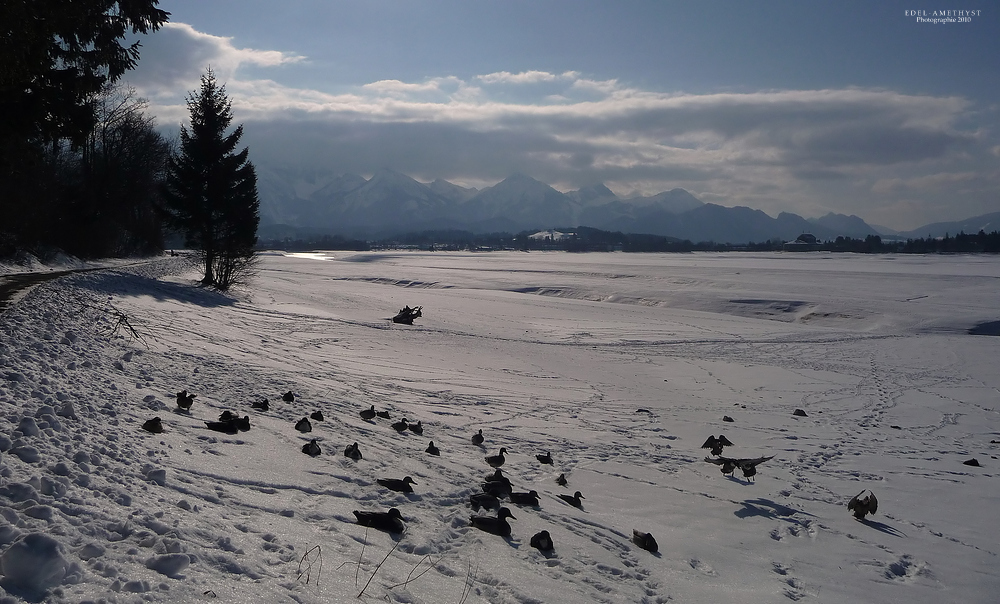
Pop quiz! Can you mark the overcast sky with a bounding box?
[126,0,1000,230]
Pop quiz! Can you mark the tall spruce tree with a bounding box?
[163,70,260,289]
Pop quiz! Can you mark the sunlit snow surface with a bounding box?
[1,251,998,603]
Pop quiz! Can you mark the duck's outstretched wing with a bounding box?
[847,490,866,512]
[700,436,717,449]
[736,455,774,469]
[704,455,736,465]
[718,435,735,447]
[849,490,878,515]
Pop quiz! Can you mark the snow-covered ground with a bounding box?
[1,250,998,603]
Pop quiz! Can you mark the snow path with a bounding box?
[0,251,998,603]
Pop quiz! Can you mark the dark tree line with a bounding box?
[897,231,1000,253]
[1,0,170,258]
[59,85,171,257]
[324,227,1000,255]
[257,234,370,252]
[363,227,749,253]
[2,1,262,291]
[806,232,1000,254]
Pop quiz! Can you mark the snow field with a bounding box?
[0,251,998,603]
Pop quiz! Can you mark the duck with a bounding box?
[632,530,658,553]
[233,415,251,431]
[701,435,734,456]
[484,468,511,487]
[848,489,878,520]
[310,410,324,421]
[736,455,773,482]
[704,455,773,482]
[377,476,416,493]
[470,507,516,537]
[282,391,295,402]
[482,480,512,497]
[353,508,405,534]
[558,491,585,508]
[392,419,409,433]
[485,447,507,468]
[175,390,195,411]
[295,417,312,433]
[205,418,239,434]
[425,441,440,456]
[408,420,423,435]
[556,473,568,487]
[508,490,540,506]
[141,417,163,434]
[530,530,554,553]
[536,451,553,465]
[360,405,376,420]
[471,429,484,446]
[376,410,391,419]
[344,442,362,460]
[470,492,500,511]
[302,439,322,456]
[251,398,269,411]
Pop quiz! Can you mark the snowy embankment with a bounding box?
[0,251,998,603]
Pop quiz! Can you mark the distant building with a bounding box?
[529,229,575,241]
[783,233,821,251]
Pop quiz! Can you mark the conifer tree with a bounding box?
[162,70,260,289]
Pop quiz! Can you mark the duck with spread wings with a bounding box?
[704,455,774,482]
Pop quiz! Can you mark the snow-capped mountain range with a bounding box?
[255,168,985,243]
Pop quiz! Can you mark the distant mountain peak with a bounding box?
[485,173,563,197]
[368,167,417,183]
[497,172,546,187]
[569,183,618,205]
[428,178,478,203]
[807,212,879,238]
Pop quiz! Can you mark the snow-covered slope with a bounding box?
[1,251,998,603]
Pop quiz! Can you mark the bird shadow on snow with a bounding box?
[73,272,237,308]
[735,498,815,520]
[0,585,48,604]
[857,518,907,538]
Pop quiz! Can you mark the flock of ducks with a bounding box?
[700,434,775,483]
[140,391,877,563]
[347,410,662,555]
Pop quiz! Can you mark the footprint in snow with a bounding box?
[688,558,717,576]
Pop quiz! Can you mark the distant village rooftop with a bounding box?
[783,233,821,251]
[529,229,576,241]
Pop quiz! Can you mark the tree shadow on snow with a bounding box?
[72,272,237,308]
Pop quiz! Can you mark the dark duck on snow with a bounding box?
[470,507,516,537]
[353,508,405,533]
